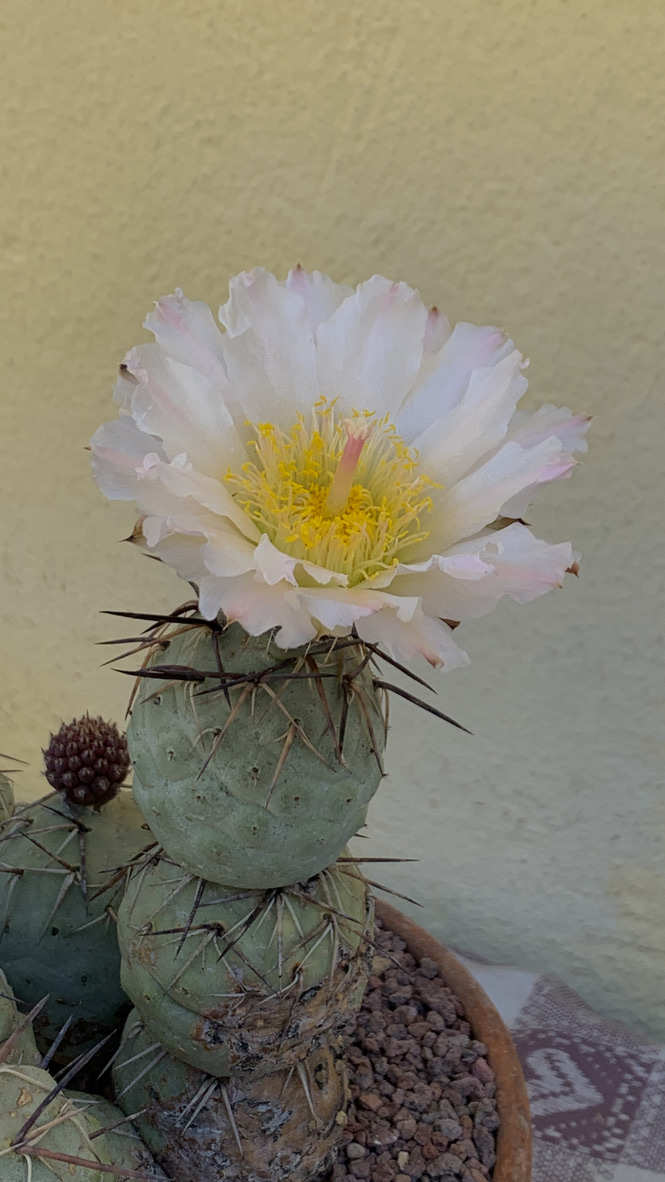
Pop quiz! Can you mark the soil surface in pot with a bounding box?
[317,918,499,1182]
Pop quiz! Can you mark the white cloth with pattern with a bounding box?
[460,956,665,1182]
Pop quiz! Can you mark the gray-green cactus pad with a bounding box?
[118,854,372,1076]
[65,1094,168,1179]
[127,623,385,887]
[0,1064,113,1180]
[0,969,41,1067]
[0,791,152,1058]
[112,1011,347,1182]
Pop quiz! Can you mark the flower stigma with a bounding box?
[226,400,438,585]
[324,417,374,517]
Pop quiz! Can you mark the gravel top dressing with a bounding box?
[319,919,499,1182]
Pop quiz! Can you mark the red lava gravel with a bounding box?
[317,919,499,1182]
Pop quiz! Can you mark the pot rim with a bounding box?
[375,899,532,1182]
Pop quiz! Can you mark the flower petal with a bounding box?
[423,306,452,354]
[147,532,211,583]
[144,288,256,441]
[284,265,353,329]
[409,348,528,485]
[395,322,516,443]
[218,268,320,424]
[144,289,227,380]
[391,522,575,621]
[121,343,246,475]
[199,572,318,648]
[150,459,260,541]
[315,275,428,416]
[500,405,591,517]
[356,605,470,669]
[427,437,563,553]
[286,584,469,670]
[90,417,167,500]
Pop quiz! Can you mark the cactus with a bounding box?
[104,614,385,1177]
[0,969,41,1067]
[117,852,371,1076]
[0,1063,117,1181]
[127,622,386,888]
[0,772,15,821]
[65,1095,168,1180]
[0,790,152,1060]
[112,1010,347,1182]
[2,1087,166,1180]
[0,1001,165,1180]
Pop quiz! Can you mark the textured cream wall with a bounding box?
[1,2,663,1034]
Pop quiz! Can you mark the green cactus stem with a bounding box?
[117,853,372,1076]
[0,970,41,1068]
[65,1095,168,1180]
[0,792,152,1061]
[112,1010,347,1182]
[126,621,386,888]
[0,1063,114,1181]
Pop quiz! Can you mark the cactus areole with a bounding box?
[126,620,386,888]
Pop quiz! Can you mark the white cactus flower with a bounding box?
[91,267,589,668]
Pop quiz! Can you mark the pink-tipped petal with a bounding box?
[391,522,575,621]
[500,405,591,517]
[410,348,528,485]
[285,265,353,329]
[431,437,563,552]
[199,571,317,648]
[315,275,428,417]
[395,322,516,443]
[90,418,167,501]
[121,344,245,476]
[218,268,320,425]
[356,607,470,670]
[423,306,452,354]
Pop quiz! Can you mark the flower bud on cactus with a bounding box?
[43,715,130,807]
[113,1011,347,1182]
[127,622,386,887]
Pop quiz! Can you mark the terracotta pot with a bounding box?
[375,899,532,1182]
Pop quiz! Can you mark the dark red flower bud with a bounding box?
[43,715,130,806]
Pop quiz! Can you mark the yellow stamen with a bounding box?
[226,400,438,586]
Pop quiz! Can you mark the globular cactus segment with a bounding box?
[117,852,372,1076]
[0,792,152,1060]
[65,1095,168,1180]
[126,621,386,888]
[0,969,41,1067]
[0,1066,165,1179]
[0,984,165,1179]
[112,1010,347,1182]
[0,1063,115,1181]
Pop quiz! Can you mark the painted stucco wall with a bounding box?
[1,2,663,1034]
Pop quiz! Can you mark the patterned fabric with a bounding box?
[461,957,665,1181]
